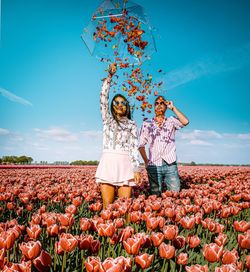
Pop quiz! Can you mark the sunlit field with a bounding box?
[0,165,249,271]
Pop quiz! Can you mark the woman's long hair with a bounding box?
[111,94,131,124]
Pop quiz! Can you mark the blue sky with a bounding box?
[0,0,250,164]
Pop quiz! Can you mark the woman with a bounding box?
[95,63,141,208]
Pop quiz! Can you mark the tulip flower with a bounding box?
[233,220,250,232]
[80,218,92,232]
[203,243,223,263]
[26,224,42,240]
[19,240,42,260]
[214,233,227,247]
[97,223,116,237]
[85,256,103,272]
[186,235,201,248]
[221,249,239,265]
[0,230,16,250]
[135,253,154,269]
[123,237,141,255]
[151,232,164,247]
[33,250,52,272]
[46,224,59,237]
[177,252,188,266]
[185,264,209,272]
[102,257,124,272]
[159,243,175,259]
[173,236,186,249]
[58,233,78,253]
[162,225,178,240]
[238,231,250,249]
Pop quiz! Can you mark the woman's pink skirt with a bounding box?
[95,149,136,187]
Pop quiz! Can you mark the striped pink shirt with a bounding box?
[139,116,184,166]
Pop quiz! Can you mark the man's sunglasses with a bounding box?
[155,101,165,106]
[113,100,127,106]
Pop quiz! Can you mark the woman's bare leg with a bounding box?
[100,183,115,209]
[118,186,132,198]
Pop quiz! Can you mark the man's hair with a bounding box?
[154,95,166,103]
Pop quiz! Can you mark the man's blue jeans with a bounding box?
[146,160,180,195]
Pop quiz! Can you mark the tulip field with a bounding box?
[0,165,249,272]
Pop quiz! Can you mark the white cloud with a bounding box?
[178,129,222,141]
[1,127,249,164]
[0,87,33,106]
[0,128,10,135]
[237,134,250,140]
[189,139,213,146]
[34,127,78,142]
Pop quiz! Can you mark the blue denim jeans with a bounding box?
[146,160,180,195]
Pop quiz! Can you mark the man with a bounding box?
[138,96,189,195]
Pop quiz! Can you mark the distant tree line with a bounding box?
[70,160,99,165]
[0,155,33,164]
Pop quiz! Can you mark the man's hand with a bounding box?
[134,172,141,185]
[165,100,174,110]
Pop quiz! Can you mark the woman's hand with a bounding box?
[108,63,117,77]
[134,172,141,185]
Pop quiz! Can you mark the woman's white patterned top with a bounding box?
[100,77,140,172]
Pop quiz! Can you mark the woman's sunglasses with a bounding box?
[113,100,127,106]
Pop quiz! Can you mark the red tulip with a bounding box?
[97,223,116,237]
[146,217,159,230]
[115,256,132,272]
[31,214,42,225]
[214,233,227,247]
[233,220,250,232]
[246,255,250,270]
[119,226,134,241]
[221,249,239,264]
[72,196,82,207]
[26,224,42,240]
[123,237,141,255]
[58,213,74,227]
[19,241,42,260]
[164,207,175,218]
[46,224,59,237]
[0,231,16,250]
[159,243,175,259]
[203,243,223,263]
[130,211,142,223]
[89,202,102,212]
[179,216,196,229]
[85,256,103,272]
[80,218,92,232]
[185,264,209,272]
[89,239,100,255]
[65,204,77,214]
[100,209,113,220]
[177,253,188,265]
[214,264,241,272]
[173,235,186,249]
[114,218,124,229]
[163,225,178,240]
[58,233,78,252]
[33,250,52,272]
[186,235,201,248]
[238,231,250,249]
[151,232,164,247]
[102,257,124,272]
[134,253,154,269]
